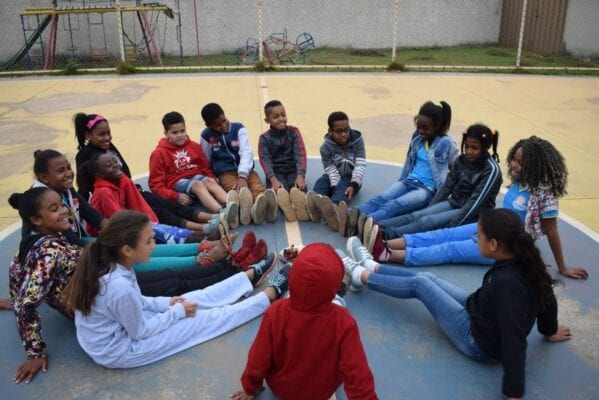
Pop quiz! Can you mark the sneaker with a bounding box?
[197,240,230,265]
[337,201,349,237]
[202,214,220,236]
[268,263,291,298]
[357,212,366,240]
[240,239,268,270]
[264,188,278,222]
[290,187,309,221]
[226,190,240,228]
[249,252,278,287]
[277,188,296,222]
[305,190,321,223]
[367,224,380,254]
[318,195,338,230]
[238,187,253,226]
[218,222,238,250]
[231,230,256,264]
[251,193,268,225]
[371,227,387,262]
[334,249,363,291]
[362,217,374,246]
[346,236,373,266]
[223,201,239,228]
[337,270,352,298]
[348,207,359,237]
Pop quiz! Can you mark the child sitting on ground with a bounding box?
[231,243,377,400]
[307,111,367,236]
[65,210,291,370]
[149,111,229,215]
[74,112,221,232]
[258,100,308,222]
[200,102,276,225]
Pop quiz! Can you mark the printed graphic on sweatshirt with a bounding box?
[173,150,198,173]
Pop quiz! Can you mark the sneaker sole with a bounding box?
[305,191,321,223]
[254,253,279,287]
[224,202,239,228]
[264,188,278,222]
[290,187,309,221]
[337,201,349,237]
[348,207,359,236]
[346,236,362,261]
[251,194,268,225]
[318,196,338,230]
[363,217,374,246]
[226,190,240,228]
[238,187,253,226]
[277,188,297,222]
[367,224,379,254]
[357,212,366,240]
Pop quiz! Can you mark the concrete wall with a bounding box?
[563,0,599,58]
[0,0,502,63]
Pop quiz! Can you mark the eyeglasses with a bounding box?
[471,233,479,243]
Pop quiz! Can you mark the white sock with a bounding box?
[362,259,378,272]
[351,265,367,285]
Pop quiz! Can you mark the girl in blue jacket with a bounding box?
[359,101,458,221]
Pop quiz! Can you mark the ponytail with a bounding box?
[64,210,150,315]
[418,101,452,136]
[479,209,554,306]
[76,152,102,197]
[74,112,106,149]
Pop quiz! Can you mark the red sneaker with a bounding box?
[232,230,256,264]
[240,239,268,270]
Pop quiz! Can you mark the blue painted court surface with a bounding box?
[1,160,597,399]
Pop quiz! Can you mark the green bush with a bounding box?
[116,61,136,75]
[253,61,276,72]
[387,61,405,72]
[62,59,79,75]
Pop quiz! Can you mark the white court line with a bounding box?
[259,75,304,247]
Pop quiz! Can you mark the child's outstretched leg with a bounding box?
[203,177,228,204]
[190,180,223,213]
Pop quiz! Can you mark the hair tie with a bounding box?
[86,115,106,130]
[491,129,497,135]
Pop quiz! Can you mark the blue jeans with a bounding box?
[403,223,494,266]
[359,179,434,220]
[174,174,209,194]
[266,171,299,191]
[381,201,459,239]
[367,265,490,361]
[313,175,358,204]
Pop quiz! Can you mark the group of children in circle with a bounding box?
[2,98,590,399]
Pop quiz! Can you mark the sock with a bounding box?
[377,247,391,262]
[363,258,379,272]
[351,265,367,285]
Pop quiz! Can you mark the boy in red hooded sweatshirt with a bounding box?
[149,111,228,213]
[231,243,377,400]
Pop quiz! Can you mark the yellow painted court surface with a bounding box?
[0,72,598,235]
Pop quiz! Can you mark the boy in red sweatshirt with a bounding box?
[149,111,228,213]
[232,243,377,400]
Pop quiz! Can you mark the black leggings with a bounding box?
[141,190,198,228]
[137,260,241,297]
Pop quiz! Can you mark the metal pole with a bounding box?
[391,0,399,62]
[115,0,126,62]
[257,0,263,62]
[193,0,201,61]
[516,0,528,67]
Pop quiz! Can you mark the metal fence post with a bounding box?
[115,0,126,62]
[391,0,399,63]
[516,0,528,67]
[257,0,264,62]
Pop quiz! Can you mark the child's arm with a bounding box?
[339,322,378,400]
[349,135,367,191]
[258,133,280,189]
[74,190,106,231]
[321,144,342,188]
[200,131,213,164]
[428,162,457,205]
[110,289,185,340]
[448,159,502,226]
[149,150,181,202]
[237,126,255,178]
[398,132,419,182]
[541,217,589,279]
[291,127,308,189]
[239,313,274,397]
[90,186,124,220]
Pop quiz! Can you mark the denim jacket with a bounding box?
[399,131,458,190]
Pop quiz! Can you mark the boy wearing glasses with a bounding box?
[307,111,367,231]
[258,100,309,222]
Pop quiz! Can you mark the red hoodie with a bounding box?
[149,136,215,202]
[88,176,158,236]
[241,243,377,400]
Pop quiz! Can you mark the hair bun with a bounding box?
[8,192,23,209]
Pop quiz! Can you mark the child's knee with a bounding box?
[191,181,205,192]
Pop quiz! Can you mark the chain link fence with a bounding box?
[0,0,598,73]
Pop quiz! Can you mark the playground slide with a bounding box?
[0,14,52,71]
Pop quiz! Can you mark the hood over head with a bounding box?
[289,243,344,312]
